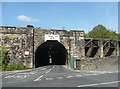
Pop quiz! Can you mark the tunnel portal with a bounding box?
[35,40,68,68]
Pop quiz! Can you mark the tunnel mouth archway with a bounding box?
[35,40,68,68]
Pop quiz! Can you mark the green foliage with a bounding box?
[2,64,7,71]
[88,24,108,39]
[118,33,120,39]
[108,31,117,40]
[0,47,7,65]
[87,24,118,39]
[2,64,25,71]
[0,47,25,71]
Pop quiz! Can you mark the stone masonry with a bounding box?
[0,26,119,69]
[0,26,84,68]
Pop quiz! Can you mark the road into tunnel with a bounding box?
[35,40,68,68]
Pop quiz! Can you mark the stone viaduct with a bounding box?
[0,26,120,69]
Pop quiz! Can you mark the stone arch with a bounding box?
[35,40,68,68]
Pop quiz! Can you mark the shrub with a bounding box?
[16,64,25,70]
[0,47,7,66]
[2,64,25,71]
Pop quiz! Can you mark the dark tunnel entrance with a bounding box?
[35,40,68,68]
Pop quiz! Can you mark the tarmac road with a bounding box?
[2,65,119,87]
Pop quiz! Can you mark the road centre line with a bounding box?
[46,69,52,74]
[46,65,55,74]
[34,75,44,81]
[34,66,55,81]
[78,81,120,87]
[52,65,55,70]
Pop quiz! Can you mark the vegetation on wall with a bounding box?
[0,47,25,71]
[0,47,7,66]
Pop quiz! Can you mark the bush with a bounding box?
[2,64,25,71]
[16,64,25,70]
[2,65,7,71]
[0,47,7,65]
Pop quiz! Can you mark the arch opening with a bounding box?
[35,40,68,68]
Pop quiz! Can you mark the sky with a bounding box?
[2,2,118,33]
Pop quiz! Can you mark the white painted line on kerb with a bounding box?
[78,81,120,87]
[34,75,44,81]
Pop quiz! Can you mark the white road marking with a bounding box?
[46,78,53,80]
[34,75,44,81]
[5,71,35,79]
[57,77,63,79]
[40,68,46,70]
[23,75,27,78]
[34,65,55,81]
[5,75,11,79]
[92,73,98,76]
[75,75,83,77]
[78,81,120,87]
[16,75,23,78]
[66,76,74,78]
[52,65,55,69]
[89,71,118,74]
[18,72,35,75]
[5,75,16,78]
[46,69,52,74]
[46,73,66,76]
[46,65,55,74]
[84,74,92,76]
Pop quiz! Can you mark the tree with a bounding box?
[88,24,110,39]
[108,31,117,40]
[87,24,118,39]
[118,33,120,40]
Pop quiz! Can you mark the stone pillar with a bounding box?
[100,40,104,57]
[79,38,85,58]
[117,41,119,56]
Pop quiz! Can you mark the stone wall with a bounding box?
[0,26,84,68]
[0,26,34,68]
[0,26,119,69]
[34,29,85,59]
[79,57,118,71]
